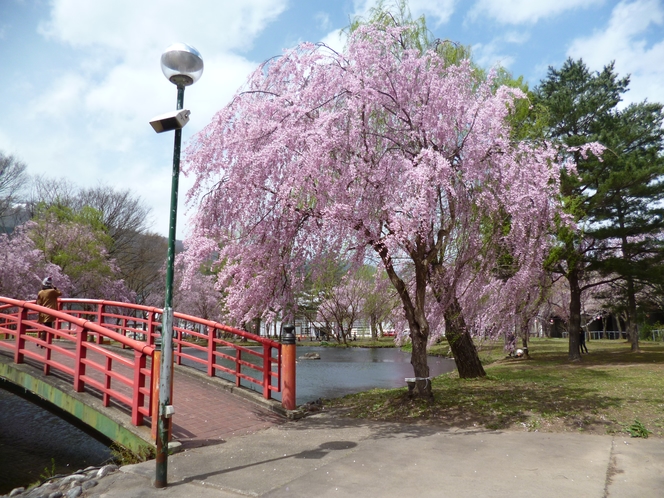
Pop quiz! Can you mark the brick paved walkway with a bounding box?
[1,340,285,450]
[170,367,285,449]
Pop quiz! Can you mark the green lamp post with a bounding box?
[150,42,203,488]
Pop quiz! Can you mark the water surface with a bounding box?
[0,388,112,494]
[180,345,456,404]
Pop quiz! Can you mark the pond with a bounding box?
[288,346,456,403]
[0,387,112,495]
[181,345,456,404]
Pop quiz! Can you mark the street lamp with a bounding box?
[150,42,203,489]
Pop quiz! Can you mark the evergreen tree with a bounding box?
[535,58,664,356]
[588,101,664,351]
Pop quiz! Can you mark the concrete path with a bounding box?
[88,410,664,498]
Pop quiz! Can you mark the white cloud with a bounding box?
[567,0,664,106]
[28,0,289,156]
[38,0,287,54]
[320,29,347,54]
[471,29,530,73]
[469,0,604,24]
[26,73,89,119]
[472,41,515,70]
[6,0,288,238]
[315,11,331,31]
[408,0,457,26]
[352,0,456,25]
[503,31,530,44]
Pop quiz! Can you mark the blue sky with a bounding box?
[1,0,663,238]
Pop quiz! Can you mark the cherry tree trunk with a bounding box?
[410,330,433,399]
[567,269,582,362]
[443,298,486,379]
[520,318,530,358]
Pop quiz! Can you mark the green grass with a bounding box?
[312,336,398,348]
[328,338,664,438]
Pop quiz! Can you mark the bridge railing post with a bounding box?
[151,347,161,442]
[175,322,183,366]
[43,327,53,376]
[96,304,106,344]
[103,356,112,406]
[147,312,155,346]
[281,325,296,410]
[56,299,62,332]
[14,306,27,364]
[235,349,242,387]
[262,343,271,400]
[207,325,215,377]
[121,316,127,348]
[74,327,88,392]
[133,350,147,426]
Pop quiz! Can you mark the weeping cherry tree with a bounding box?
[183,24,571,397]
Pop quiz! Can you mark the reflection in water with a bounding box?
[181,345,456,404]
[0,388,112,494]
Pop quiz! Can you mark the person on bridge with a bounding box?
[36,277,62,344]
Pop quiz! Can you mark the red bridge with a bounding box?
[0,297,289,454]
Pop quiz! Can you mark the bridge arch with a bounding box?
[0,297,284,452]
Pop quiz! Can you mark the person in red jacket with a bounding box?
[36,277,62,344]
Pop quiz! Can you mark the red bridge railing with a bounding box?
[0,297,283,431]
[57,299,282,400]
[0,297,154,426]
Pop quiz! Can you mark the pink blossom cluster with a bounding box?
[182,25,572,335]
[173,253,225,323]
[0,222,70,299]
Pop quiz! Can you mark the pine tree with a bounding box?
[535,58,664,356]
[588,101,664,351]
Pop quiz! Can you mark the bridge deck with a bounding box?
[170,362,285,448]
[1,341,285,450]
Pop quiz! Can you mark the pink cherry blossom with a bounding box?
[182,25,574,381]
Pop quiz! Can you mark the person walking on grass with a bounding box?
[36,277,61,345]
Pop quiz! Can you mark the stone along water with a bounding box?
[0,388,112,494]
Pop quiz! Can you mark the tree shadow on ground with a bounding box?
[315,381,625,438]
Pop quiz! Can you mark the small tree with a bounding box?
[361,266,400,339]
[0,222,70,299]
[0,152,29,233]
[316,273,367,345]
[29,205,132,301]
[26,177,163,303]
[174,255,224,323]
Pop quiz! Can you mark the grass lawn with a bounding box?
[314,336,398,348]
[327,338,664,439]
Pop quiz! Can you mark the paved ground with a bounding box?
[88,410,664,498]
[169,366,285,449]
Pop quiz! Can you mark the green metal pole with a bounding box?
[154,84,185,488]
